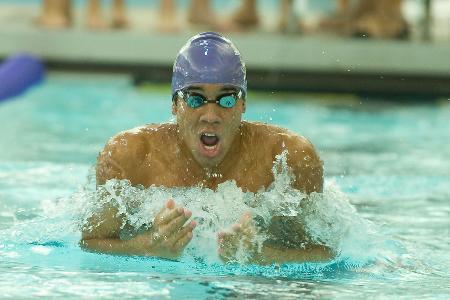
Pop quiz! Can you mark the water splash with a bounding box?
[1,151,402,275]
[65,151,387,267]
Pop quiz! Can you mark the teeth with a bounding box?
[205,145,217,150]
[203,133,216,137]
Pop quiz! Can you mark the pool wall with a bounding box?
[0,2,449,97]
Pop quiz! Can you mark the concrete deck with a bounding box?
[1,4,449,96]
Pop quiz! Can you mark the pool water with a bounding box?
[0,74,449,299]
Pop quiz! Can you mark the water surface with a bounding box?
[0,74,449,298]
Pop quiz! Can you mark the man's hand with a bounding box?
[217,213,335,265]
[131,199,196,260]
[217,212,261,263]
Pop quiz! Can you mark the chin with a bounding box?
[197,155,224,170]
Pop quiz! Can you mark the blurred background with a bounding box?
[0,0,449,97]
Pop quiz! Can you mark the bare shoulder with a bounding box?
[244,121,323,193]
[243,121,318,156]
[96,123,177,185]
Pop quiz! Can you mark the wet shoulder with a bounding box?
[97,123,177,184]
[111,122,175,145]
[243,121,323,193]
[100,123,177,167]
[243,121,320,160]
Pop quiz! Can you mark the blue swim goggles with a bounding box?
[176,89,243,109]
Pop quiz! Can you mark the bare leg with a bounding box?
[229,0,259,30]
[381,0,408,38]
[111,0,128,28]
[86,0,107,30]
[219,0,259,32]
[278,0,300,33]
[187,0,218,28]
[64,0,72,25]
[342,0,376,35]
[156,0,180,32]
[318,0,354,35]
[318,0,407,39]
[352,0,408,39]
[37,0,71,28]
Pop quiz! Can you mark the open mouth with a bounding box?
[200,133,220,148]
[199,133,221,158]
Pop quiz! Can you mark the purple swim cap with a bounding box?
[172,32,247,96]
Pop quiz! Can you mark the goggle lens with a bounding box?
[186,95,205,108]
[218,95,237,108]
[180,90,242,109]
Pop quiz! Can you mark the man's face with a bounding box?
[173,83,246,169]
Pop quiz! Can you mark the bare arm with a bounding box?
[218,213,334,265]
[252,244,333,264]
[218,135,334,264]
[80,199,196,259]
[261,135,334,262]
[80,201,150,256]
[81,134,196,258]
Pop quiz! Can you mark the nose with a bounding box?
[199,103,221,125]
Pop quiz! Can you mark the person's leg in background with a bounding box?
[156,0,180,32]
[64,0,72,26]
[278,0,303,33]
[187,0,217,28]
[318,0,408,39]
[352,0,408,39]
[384,0,409,38]
[86,0,107,29]
[37,0,72,28]
[111,0,128,28]
[318,0,356,35]
[227,0,259,31]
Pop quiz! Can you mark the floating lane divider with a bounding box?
[0,54,45,103]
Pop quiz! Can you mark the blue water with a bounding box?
[0,74,449,298]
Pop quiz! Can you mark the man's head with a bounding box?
[171,32,247,169]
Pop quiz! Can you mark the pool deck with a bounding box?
[1,4,449,97]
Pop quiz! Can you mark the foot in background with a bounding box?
[37,0,72,29]
[318,0,353,36]
[187,0,220,30]
[86,0,108,30]
[111,0,129,29]
[219,0,259,32]
[351,0,409,39]
[277,0,302,34]
[156,0,180,32]
[319,0,409,39]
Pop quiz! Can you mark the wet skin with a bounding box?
[81,84,332,263]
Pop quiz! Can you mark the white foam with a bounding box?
[73,150,382,265]
[31,245,52,255]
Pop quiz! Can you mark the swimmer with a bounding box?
[80,32,333,264]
